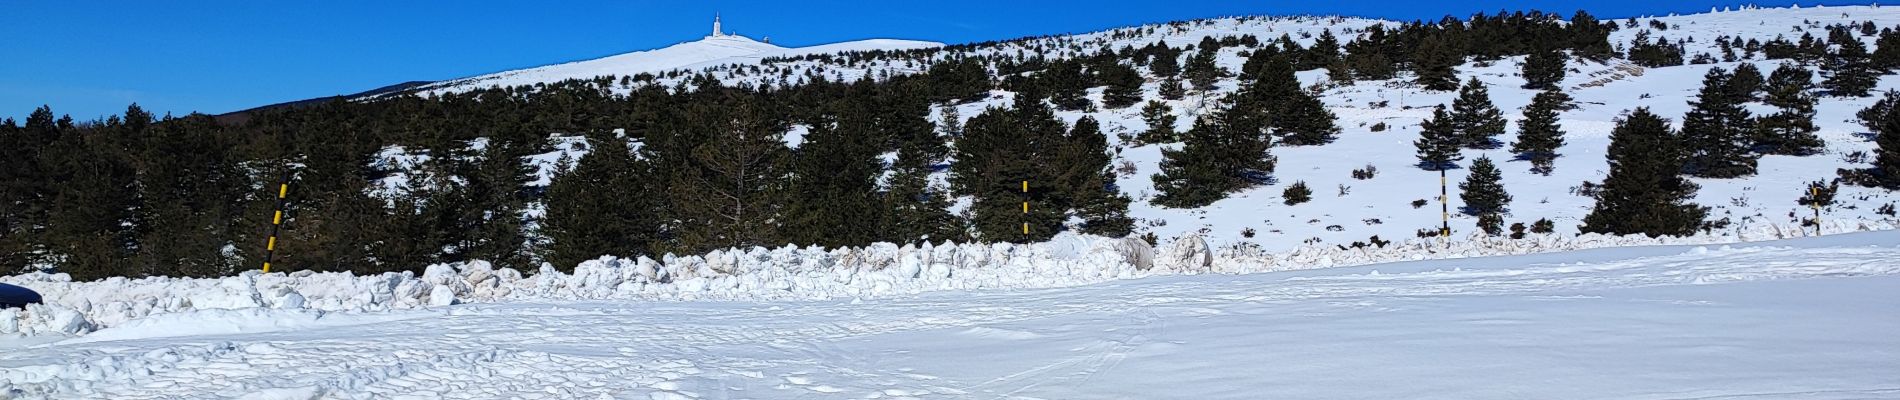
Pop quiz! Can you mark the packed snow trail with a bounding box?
[3,231,1898,399]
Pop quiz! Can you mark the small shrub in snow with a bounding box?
[1241,228,1257,238]
[1532,218,1556,234]
[1411,199,1429,209]
[1509,222,1528,239]
[1326,225,1345,232]
[1351,165,1378,180]
[1478,214,1505,236]
[1370,122,1389,132]
[1283,181,1313,205]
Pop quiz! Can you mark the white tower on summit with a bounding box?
[711,14,724,37]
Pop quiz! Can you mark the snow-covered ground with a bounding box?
[3,229,1897,399]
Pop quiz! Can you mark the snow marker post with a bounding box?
[1439,169,1450,240]
[1022,180,1030,236]
[261,171,291,273]
[1810,185,1822,236]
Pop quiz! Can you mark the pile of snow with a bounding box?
[4,220,1891,340]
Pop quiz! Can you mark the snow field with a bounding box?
[2,229,1897,398]
[3,218,1890,341]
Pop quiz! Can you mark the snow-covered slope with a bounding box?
[3,229,1896,398]
[403,34,941,97]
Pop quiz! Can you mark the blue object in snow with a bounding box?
[0,282,40,309]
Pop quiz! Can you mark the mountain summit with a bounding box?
[397,16,942,97]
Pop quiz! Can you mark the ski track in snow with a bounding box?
[3,232,1897,399]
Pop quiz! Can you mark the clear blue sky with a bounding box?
[0,0,1873,122]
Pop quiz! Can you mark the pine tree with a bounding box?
[1045,60,1092,111]
[669,97,789,253]
[951,100,1068,242]
[1100,62,1145,109]
[542,132,658,270]
[1449,77,1508,149]
[1874,28,1900,69]
[939,105,963,138]
[1521,47,1567,90]
[1237,53,1340,146]
[40,112,141,279]
[1823,37,1879,97]
[1727,62,1765,101]
[1581,108,1708,237]
[1281,181,1312,205]
[1756,72,1825,156]
[1875,98,1900,187]
[1061,117,1134,236]
[1569,11,1616,60]
[1149,47,1182,78]
[1680,68,1759,178]
[1184,48,1225,92]
[1158,77,1187,100]
[135,111,251,277]
[1414,107,1464,171]
[782,101,886,248]
[1138,100,1178,143]
[1152,104,1276,208]
[1304,30,1343,71]
[1459,156,1512,216]
[1413,35,1461,91]
[1511,89,1569,174]
[884,103,965,244]
[0,106,58,272]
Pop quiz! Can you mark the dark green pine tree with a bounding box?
[1727,62,1765,101]
[1511,89,1569,175]
[1755,71,1825,156]
[883,114,964,245]
[40,112,141,280]
[1060,117,1134,236]
[1823,37,1879,97]
[951,101,1068,242]
[1520,47,1568,90]
[541,132,659,270]
[0,107,59,272]
[1151,104,1276,208]
[1414,107,1464,171]
[1158,77,1188,100]
[782,101,887,248]
[135,111,252,278]
[1569,11,1616,61]
[1449,77,1508,149]
[1045,60,1092,111]
[1184,47,1225,92]
[1304,30,1343,71]
[1138,100,1178,144]
[1874,98,1900,187]
[1581,108,1709,237]
[1873,28,1900,70]
[1100,62,1145,109]
[1679,68,1759,178]
[1239,53,1340,146]
[461,132,543,269]
[1149,47,1182,78]
[1413,35,1462,91]
[1458,156,1512,216]
[669,97,790,254]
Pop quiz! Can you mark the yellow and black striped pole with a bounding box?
[1021,180,1030,236]
[261,172,291,273]
[1439,169,1450,239]
[1811,185,1822,236]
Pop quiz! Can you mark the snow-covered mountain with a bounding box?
[398,33,942,98]
[410,5,1899,254]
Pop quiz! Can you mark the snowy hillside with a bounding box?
[390,5,1900,254]
[3,229,1896,398]
[398,34,941,98]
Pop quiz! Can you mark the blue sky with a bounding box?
[0,0,1875,122]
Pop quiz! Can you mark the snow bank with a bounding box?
[2,221,1893,340]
